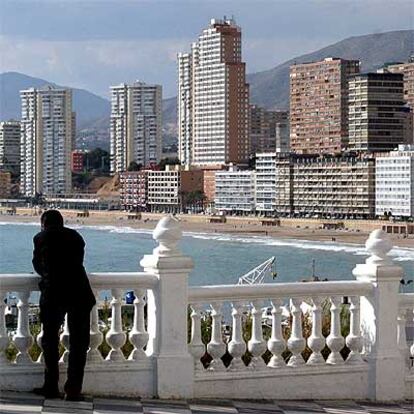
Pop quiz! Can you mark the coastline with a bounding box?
[1,209,413,249]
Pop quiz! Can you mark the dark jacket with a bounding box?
[33,226,96,310]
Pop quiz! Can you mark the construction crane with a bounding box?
[237,257,276,285]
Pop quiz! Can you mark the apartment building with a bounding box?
[255,152,277,214]
[178,18,250,167]
[119,170,149,211]
[215,167,256,214]
[147,166,203,213]
[290,57,360,154]
[387,57,414,145]
[0,121,21,176]
[20,87,73,196]
[110,81,162,174]
[71,149,87,173]
[348,73,407,152]
[375,145,414,217]
[250,106,289,154]
[0,171,12,197]
[290,154,375,218]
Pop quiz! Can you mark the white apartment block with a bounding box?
[110,81,162,174]
[0,121,21,176]
[20,87,73,197]
[178,52,193,165]
[178,18,249,167]
[376,145,414,217]
[215,167,256,213]
[255,153,277,214]
[148,169,180,211]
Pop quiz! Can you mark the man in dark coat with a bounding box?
[32,210,96,400]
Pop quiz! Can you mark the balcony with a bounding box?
[0,217,412,401]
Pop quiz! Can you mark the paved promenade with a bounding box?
[0,392,412,413]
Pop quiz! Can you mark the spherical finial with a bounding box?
[152,215,182,257]
[365,229,392,265]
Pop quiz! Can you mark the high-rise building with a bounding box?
[250,106,289,154]
[290,57,360,154]
[0,121,21,176]
[348,73,407,152]
[20,87,73,196]
[177,52,193,165]
[0,171,12,197]
[375,145,414,217]
[110,81,162,174]
[178,18,250,167]
[255,152,277,214]
[119,170,150,211]
[387,57,414,144]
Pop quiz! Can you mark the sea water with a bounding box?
[0,222,413,292]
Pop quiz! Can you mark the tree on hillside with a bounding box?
[127,161,142,171]
[85,148,110,173]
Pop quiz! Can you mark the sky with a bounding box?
[1,0,413,99]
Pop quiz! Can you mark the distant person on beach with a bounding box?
[32,210,95,401]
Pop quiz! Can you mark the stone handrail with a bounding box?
[188,280,373,302]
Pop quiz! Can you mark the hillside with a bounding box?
[247,29,414,109]
[0,72,110,128]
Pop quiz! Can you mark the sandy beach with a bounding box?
[1,208,413,249]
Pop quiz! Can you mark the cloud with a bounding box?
[0,36,192,97]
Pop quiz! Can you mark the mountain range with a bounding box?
[1,29,413,147]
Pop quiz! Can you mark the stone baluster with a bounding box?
[396,307,409,363]
[307,297,325,365]
[353,230,405,400]
[326,296,345,364]
[228,301,246,370]
[287,298,306,366]
[248,300,267,369]
[345,296,363,364]
[105,288,126,361]
[207,302,226,371]
[36,324,44,363]
[189,304,205,371]
[267,299,286,368]
[0,290,9,365]
[12,290,33,364]
[59,314,70,363]
[128,289,149,361]
[87,289,103,363]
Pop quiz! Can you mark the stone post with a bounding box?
[141,215,194,399]
[353,229,405,401]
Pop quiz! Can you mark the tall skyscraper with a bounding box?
[290,57,360,154]
[110,81,162,174]
[0,121,21,176]
[20,87,73,196]
[178,18,250,167]
[348,73,407,152]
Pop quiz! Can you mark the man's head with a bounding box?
[41,210,64,230]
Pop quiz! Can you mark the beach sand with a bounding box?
[1,208,413,249]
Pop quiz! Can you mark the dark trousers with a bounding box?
[40,303,91,394]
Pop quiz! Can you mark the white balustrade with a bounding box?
[267,299,286,368]
[326,296,345,365]
[87,289,103,363]
[287,298,306,366]
[307,297,325,365]
[206,302,226,371]
[128,289,149,361]
[247,300,266,369]
[0,290,9,365]
[59,315,70,363]
[189,304,205,371]
[227,301,246,370]
[345,296,363,364]
[105,288,127,361]
[12,290,33,364]
[36,324,44,363]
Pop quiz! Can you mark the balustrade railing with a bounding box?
[0,217,412,401]
[188,281,372,373]
[0,272,157,367]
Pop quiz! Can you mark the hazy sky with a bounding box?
[1,0,413,98]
